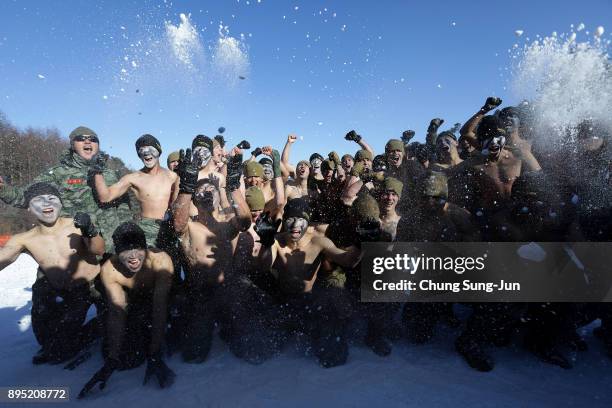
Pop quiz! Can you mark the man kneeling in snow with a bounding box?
[0,182,106,365]
[79,222,175,398]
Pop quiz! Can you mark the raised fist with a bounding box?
[428,118,444,133]
[401,130,415,144]
[345,130,362,143]
[236,140,251,150]
[89,153,108,175]
[251,147,263,157]
[74,212,99,238]
[287,134,298,144]
[482,97,502,112]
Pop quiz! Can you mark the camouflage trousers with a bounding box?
[137,217,175,250]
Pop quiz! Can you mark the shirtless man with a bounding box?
[172,147,252,363]
[285,160,311,200]
[431,131,463,171]
[243,147,284,214]
[0,182,105,364]
[451,114,541,225]
[255,198,361,367]
[79,222,175,398]
[92,134,178,248]
[397,172,479,347]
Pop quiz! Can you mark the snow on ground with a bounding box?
[1,254,612,407]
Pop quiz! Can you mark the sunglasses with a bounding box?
[73,135,99,143]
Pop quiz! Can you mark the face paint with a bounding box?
[481,135,506,159]
[193,183,220,210]
[118,248,146,273]
[310,158,322,174]
[138,146,160,169]
[193,146,212,168]
[262,163,274,180]
[284,217,308,241]
[28,194,62,224]
[436,137,455,157]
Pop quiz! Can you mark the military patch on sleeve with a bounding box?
[66,178,85,185]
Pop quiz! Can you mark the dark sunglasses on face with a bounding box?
[74,135,99,143]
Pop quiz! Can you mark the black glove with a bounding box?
[176,149,199,194]
[427,118,444,133]
[78,358,119,399]
[214,135,226,148]
[89,153,108,175]
[251,147,262,157]
[254,212,281,247]
[345,130,362,143]
[237,140,251,150]
[226,153,243,192]
[482,96,502,112]
[401,130,415,144]
[74,212,99,238]
[143,353,175,389]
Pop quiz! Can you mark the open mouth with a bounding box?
[390,156,400,164]
[42,208,54,215]
[127,259,141,269]
[83,146,93,153]
[143,156,154,164]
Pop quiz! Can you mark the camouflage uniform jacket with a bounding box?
[0,150,134,252]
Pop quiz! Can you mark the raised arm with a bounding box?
[460,96,503,140]
[281,134,298,178]
[0,234,25,271]
[255,212,281,271]
[89,153,132,203]
[172,149,198,235]
[426,118,444,147]
[317,236,361,268]
[345,130,374,156]
[226,148,253,234]
[264,147,286,210]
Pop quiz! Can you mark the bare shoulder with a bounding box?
[149,249,174,275]
[101,256,120,281]
[311,234,334,249]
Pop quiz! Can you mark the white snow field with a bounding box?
[1,254,611,407]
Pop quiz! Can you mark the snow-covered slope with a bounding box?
[1,254,611,407]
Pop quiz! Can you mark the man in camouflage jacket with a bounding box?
[0,126,133,253]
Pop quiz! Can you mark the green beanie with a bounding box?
[69,126,98,143]
[321,159,336,173]
[355,149,373,162]
[385,139,405,154]
[352,193,380,221]
[422,172,448,199]
[245,186,265,211]
[245,161,264,178]
[381,177,403,198]
[166,151,180,167]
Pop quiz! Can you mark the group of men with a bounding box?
[1,95,611,397]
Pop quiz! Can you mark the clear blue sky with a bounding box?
[0,0,610,168]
